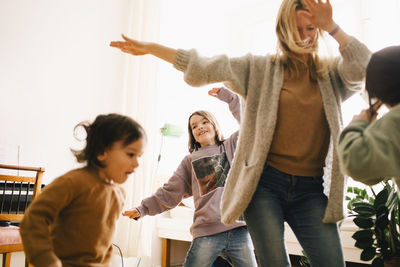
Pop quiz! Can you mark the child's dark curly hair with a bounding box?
[71,113,146,168]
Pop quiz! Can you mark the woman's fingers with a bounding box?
[122,33,135,42]
[304,0,316,11]
[109,41,124,48]
[297,10,312,19]
[109,34,136,48]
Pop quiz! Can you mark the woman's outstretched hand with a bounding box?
[302,0,336,33]
[110,34,177,64]
[110,34,150,56]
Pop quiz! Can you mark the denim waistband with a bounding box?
[264,164,323,181]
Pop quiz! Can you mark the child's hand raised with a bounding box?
[122,208,140,220]
[208,87,222,98]
[352,100,383,123]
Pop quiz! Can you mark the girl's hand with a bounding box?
[302,0,336,33]
[110,34,150,56]
[208,87,222,98]
[122,208,140,220]
[352,109,375,123]
[352,101,382,123]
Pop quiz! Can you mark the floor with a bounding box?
[289,255,370,267]
[3,252,370,267]
[173,255,372,267]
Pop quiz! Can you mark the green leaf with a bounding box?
[355,238,374,249]
[368,196,375,204]
[374,188,389,209]
[375,213,389,229]
[352,229,374,240]
[348,197,366,211]
[347,186,354,193]
[360,247,376,261]
[353,202,376,216]
[354,217,374,229]
[386,189,399,213]
[376,205,388,217]
[371,257,384,267]
[361,189,368,198]
[375,205,389,230]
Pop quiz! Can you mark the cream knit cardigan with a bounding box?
[174,37,371,224]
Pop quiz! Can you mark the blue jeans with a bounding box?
[183,226,257,267]
[244,165,345,267]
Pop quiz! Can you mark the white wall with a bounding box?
[0,0,132,183]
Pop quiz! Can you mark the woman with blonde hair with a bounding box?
[110,0,371,266]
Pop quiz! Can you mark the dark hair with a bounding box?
[366,45,400,107]
[72,113,146,168]
[187,110,224,153]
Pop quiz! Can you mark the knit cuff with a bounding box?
[339,36,370,63]
[217,87,234,103]
[173,49,191,72]
[136,206,147,219]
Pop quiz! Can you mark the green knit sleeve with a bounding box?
[338,107,400,184]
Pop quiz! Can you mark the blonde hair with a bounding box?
[187,110,225,153]
[274,0,330,81]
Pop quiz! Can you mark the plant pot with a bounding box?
[384,256,400,267]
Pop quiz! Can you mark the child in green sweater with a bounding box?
[338,45,400,194]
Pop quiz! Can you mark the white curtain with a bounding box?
[362,0,400,51]
[113,0,161,263]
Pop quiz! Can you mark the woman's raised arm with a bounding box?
[110,34,178,64]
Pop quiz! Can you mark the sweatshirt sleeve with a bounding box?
[334,36,372,101]
[174,49,255,98]
[338,107,400,185]
[136,156,193,217]
[19,177,74,267]
[217,87,241,123]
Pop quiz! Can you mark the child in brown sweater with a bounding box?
[20,113,146,267]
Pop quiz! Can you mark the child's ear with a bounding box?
[97,151,107,163]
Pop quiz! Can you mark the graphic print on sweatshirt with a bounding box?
[192,152,230,196]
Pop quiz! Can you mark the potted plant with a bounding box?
[347,179,400,267]
[299,250,311,267]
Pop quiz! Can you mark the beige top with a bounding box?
[20,167,125,267]
[267,68,330,176]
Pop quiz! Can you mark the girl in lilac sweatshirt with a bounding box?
[123,87,256,266]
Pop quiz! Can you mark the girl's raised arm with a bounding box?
[209,87,241,123]
[110,34,177,64]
